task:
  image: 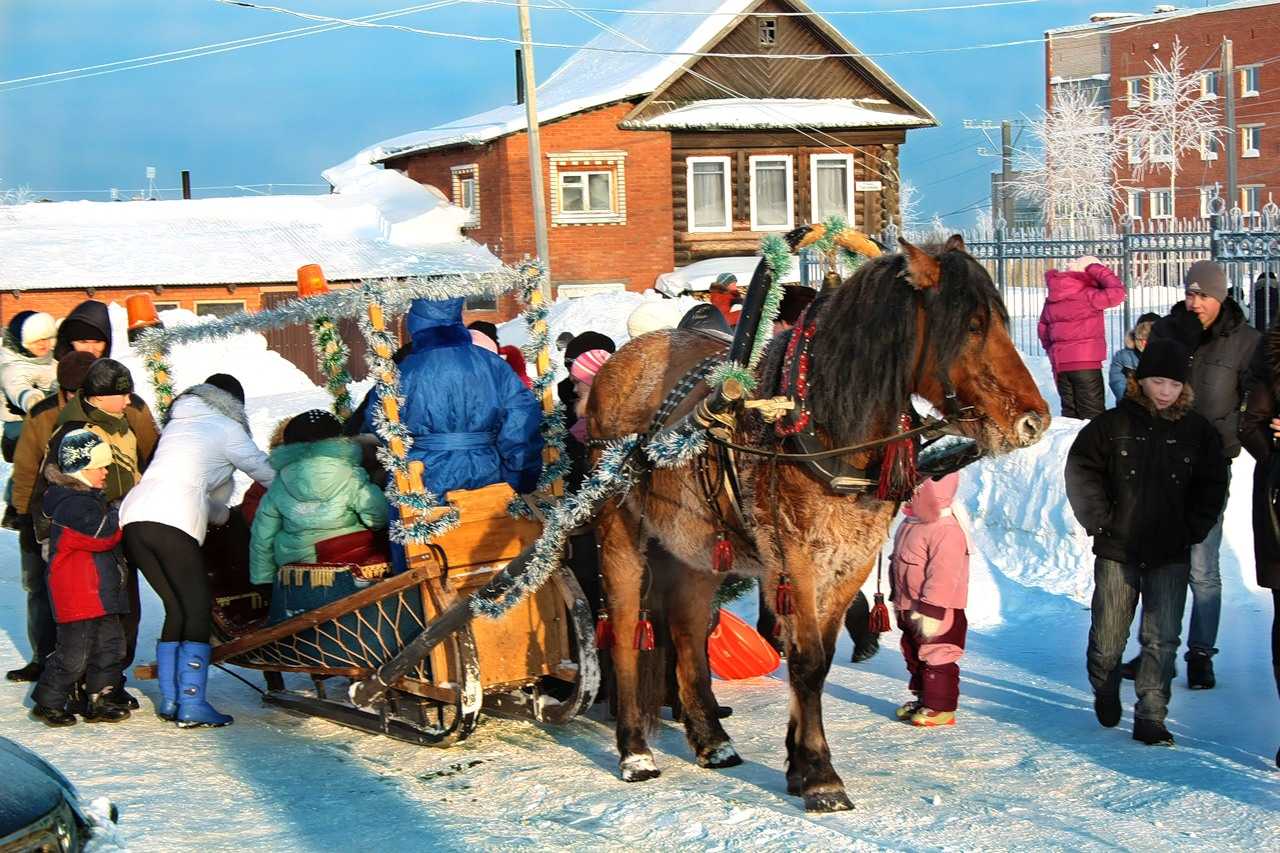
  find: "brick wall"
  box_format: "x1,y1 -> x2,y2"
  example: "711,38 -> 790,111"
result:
0,284 -> 262,329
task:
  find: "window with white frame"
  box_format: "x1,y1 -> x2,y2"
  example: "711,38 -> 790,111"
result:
1240,65 -> 1260,97
1200,132 -> 1220,160
1199,186 -> 1215,218
548,151 -> 627,226
1241,124 -> 1262,158
1150,129 -> 1174,162
1149,188 -> 1173,220
809,153 -> 852,222
1241,185 -> 1263,214
758,17 -> 777,46
1148,75 -> 1174,104
686,156 -> 732,232
1127,189 -> 1144,220
1200,70 -> 1219,99
749,155 -> 793,231
1126,133 -> 1142,164
1125,77 -> 1143,107
450,164 -> 480,227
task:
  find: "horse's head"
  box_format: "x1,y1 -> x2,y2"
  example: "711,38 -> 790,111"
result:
807,234 -> 1048,455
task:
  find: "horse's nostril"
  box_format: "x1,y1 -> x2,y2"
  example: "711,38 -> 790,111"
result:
1015,412 -> 1044,443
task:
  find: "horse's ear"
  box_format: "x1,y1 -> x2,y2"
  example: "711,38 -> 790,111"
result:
943,234 -> 967,254
897,238 -> 941,289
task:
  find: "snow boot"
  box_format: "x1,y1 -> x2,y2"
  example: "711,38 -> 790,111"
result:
83,692 -> 131,723
5,661 -> 43,682
910,707 -> 955,727
895,699 -> 923,721
155,641 -> 179,721
1132,718 -> 1174,746
1120,655 -> 1176,681
1093,690 -> 1122,728
100,684 -> 140,711
176,642 -> 233,728
30,703 -> 77,727
2,504 -> 19,531
1186,651 -> 1215,690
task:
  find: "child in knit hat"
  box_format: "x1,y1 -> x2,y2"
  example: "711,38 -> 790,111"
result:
1,311 -> 57,456
569,349 -> 611,443
30,429 -> 131,727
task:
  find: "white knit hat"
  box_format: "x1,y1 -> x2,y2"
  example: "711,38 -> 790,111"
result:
626,301 -> 683,339
21,312 -> 56,346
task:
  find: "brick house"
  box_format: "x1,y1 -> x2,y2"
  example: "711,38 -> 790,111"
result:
335,0 -> 935,316
1045,1 -> 1280,222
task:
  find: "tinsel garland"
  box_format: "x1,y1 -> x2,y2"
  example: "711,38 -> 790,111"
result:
354,283 -> 460,545
512,259 -> 570,504
143,346 -> 176,419
310,317 -> 353,419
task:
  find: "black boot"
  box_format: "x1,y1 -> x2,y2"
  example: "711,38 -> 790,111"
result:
83,692 -> 131,723
99,684 -> 140,710
1094,691 -> 1122,728
1186,651 -> 1215,690
5,661 -> 43,682
30,704 -> 77,727
844,592 -> 879,663
1133,717 -> 1175,746
1,505 -> 20,531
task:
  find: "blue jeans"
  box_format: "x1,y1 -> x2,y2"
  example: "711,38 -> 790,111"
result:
1187,468 -> 1230,657
1088,558 -> 1190,723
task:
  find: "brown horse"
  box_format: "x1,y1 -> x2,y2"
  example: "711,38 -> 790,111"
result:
586,232 -> 1049,812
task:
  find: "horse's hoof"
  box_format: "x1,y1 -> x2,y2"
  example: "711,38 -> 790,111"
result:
786,777 -> 803,797
697,742 -> 743,769
803,789 -> 854,812
620,753 -> 662,783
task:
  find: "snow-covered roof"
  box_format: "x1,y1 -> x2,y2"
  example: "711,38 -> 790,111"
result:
1046,0 -> 1279,35
624,98 -> 934,131
0,165 -> 502,291
338,0 -> 932,168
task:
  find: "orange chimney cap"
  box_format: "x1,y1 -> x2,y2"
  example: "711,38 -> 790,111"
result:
297,263 -> 329,297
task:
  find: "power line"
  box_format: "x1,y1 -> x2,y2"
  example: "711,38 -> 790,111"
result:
465,0 -> 1043,16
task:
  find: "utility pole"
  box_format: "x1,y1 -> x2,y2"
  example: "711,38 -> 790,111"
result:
1222,37 -> 1238,212
517,0 -> 551,297
1000,120 -> 1014,226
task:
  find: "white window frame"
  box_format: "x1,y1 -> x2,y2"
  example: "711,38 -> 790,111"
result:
1200,132 -> 1219,161
547,150 -> 627,227
1149,129 -> 1174,163
1148,75 -> 1174,105
1148,188 -> 1174,220
686,156 -> 732,233
1200,70 -> 1219,100
1126,189 -> 1144,220
1241,124 -> 1262,159
1124,77 -> 1144,107
1240,65 -> 1260,98
1240,185 -> 1263,214
194,299 -> 248,318
748,154 -> 794,232
808,153 -> 853,223
450,163 -> 480,228
557,169 -> 615,218
1126,134 -> 1142,164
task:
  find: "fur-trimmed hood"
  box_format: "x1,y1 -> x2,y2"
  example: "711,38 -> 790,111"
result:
1122,374 -> 1196,421
42,463 -> 100,492
164,383 -> 250,433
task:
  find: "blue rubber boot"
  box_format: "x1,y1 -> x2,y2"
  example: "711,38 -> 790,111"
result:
176,642 -> 233,728
155,641 -> 179,721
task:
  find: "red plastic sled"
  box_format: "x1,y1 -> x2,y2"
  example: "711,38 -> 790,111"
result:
707,609 -> 782,680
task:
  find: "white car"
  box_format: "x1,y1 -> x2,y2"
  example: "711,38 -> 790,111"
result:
654,255 -> 803,298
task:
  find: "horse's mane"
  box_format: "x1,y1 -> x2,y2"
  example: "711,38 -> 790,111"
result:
792,246 -> 1008,446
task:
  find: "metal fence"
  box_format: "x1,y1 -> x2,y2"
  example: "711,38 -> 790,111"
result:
798,207 -> 1280,358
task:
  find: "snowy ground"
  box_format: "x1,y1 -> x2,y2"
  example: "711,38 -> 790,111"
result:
1,303 -> 1277,851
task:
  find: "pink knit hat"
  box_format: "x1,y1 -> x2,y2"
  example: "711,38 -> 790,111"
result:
469,328 -> 499,354
570,348 -> 611,385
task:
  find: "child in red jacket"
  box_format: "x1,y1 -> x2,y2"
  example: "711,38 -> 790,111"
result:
30,429 -> 131,726
891,472 -> 970,728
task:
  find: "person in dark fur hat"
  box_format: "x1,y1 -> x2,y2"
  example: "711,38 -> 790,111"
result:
53,300 -> 112,361
467,320 -> 500,348
1066,338 -> 1229,746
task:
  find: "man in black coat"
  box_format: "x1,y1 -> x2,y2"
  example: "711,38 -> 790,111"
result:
1148,260 -> 1261,688
1067,339 -> 1229,746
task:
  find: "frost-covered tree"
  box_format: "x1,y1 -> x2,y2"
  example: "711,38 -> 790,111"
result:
898,179 -> 923,230
1117,37 -> 1226,217
1010,86 -> 1123,230
0,182 -> 34,205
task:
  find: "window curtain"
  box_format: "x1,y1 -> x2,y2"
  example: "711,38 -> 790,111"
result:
755,161 -> 788,227
692,162 -> 727,228
814,161 -> 847,220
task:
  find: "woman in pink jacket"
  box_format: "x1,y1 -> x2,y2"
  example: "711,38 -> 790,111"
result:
891,472 -> 969,727
1037,256 -> 1127,419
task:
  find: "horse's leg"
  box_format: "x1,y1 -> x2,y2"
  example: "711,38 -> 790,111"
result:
596,504 -> 661,782
779,553 -> 863,813
663,567 -> 742,769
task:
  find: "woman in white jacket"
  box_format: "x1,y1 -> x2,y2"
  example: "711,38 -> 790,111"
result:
120,374 -> 274,728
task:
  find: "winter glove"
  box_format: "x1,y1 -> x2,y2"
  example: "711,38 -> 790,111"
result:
909,602 -> 948,640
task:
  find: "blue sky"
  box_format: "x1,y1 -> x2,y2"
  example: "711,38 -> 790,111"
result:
0,0 -> 1176,225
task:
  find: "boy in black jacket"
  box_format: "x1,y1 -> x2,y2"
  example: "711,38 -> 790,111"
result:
1066,339 -> 1228,746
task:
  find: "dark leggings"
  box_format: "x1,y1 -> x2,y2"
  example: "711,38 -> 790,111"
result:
1273,590 -> 1280,701
123,521 -> 212,643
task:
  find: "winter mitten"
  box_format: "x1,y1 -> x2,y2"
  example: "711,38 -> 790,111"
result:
155,640 -> 179,721
176,642 -> 233,728
908,605 -> 946,641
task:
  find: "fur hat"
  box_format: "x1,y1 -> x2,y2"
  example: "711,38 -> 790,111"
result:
56,351 -> 98,393
80,358 -> 134,397
626,301 -> 683,339
570,349 -> 611,385
467,320 -> 499,347
469,328 -> 499,354
282,409 -> 342,445
204,373 -> 245,403
1184,260 -> 1227,302
20,312 -> 56,347
1136,338 -> 1191,383
57,428 -> 113,485
563,331 -> 616,365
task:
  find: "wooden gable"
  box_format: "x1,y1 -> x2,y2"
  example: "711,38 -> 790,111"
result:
625,0 -> 928,125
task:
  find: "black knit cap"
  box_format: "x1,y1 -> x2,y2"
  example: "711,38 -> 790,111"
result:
1136,312 -> 1161,326
1136,338 -> 1191,383
80,358 -> 134,397
282,409 -> 342,445
563,331 -> 616,366
56,351 -> 98,393
204,373 -> 245,403
467,321 -> 499,346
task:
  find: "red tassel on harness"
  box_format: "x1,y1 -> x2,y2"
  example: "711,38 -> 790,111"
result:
869,592 -> 892,634
877,412 -> 919,501
594,610 -> 614,650
774,575 -> 795,616
633,610 -> 655,651
712,534 -> 734,573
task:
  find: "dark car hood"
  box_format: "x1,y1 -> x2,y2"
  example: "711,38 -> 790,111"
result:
0,736 -> 82,834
